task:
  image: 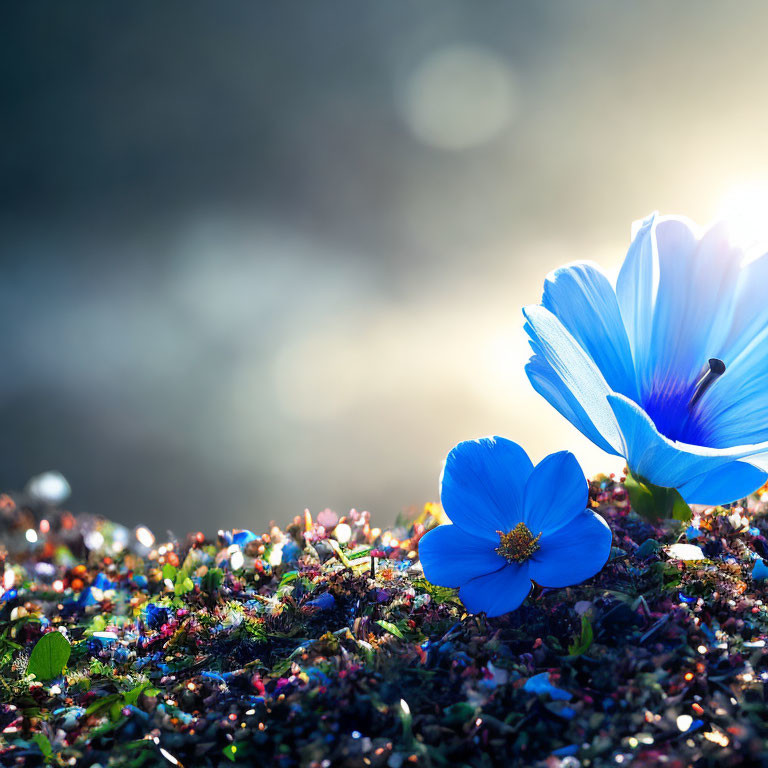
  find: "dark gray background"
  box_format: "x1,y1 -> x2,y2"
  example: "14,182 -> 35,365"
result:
2,2 -> 767,532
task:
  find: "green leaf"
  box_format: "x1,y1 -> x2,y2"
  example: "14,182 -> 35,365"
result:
635,538 -> 661,559
31,733 -> 53,762
27,631 -> 71,681
376,620 -> 404,639
201,567 -> 224,593
279,570 -> 299,588
443,701 -> 476,727
412,578 -> 461,605
567,615 -> 594,656
174,570 -> 194,595
162,563 -> 177,582
86,693 -> 121,716
123,682 -> 150,706
109,697 -> 125,721
625,471 -> 692,522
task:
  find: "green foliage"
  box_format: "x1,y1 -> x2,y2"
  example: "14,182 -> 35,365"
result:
85,682 -> 157,721
162,562 -> 194,595
412,578 -> 461,605
567,615 -> 594,656
162,563 -> 177,582
174,569 -> 194,596
279,570 -> 299,588
625,471 -> 692,522
376,620 -> 404,639
163,563 -> 195,597
635,538 -> 661,559
111,740 -> 157,768
88,614 -> 107,634
123,681 -> 154,706
27,631 -> 71,681
0,628 -> 22,667
649,560 -> 684,592
442,701 -> 476,727
201,567 -> 224,594
31,733 -> 53,763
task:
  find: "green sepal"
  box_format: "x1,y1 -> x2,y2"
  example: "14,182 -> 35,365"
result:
625,471 -> 692,522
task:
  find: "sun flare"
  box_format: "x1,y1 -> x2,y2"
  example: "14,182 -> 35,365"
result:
717,180 -> 768,258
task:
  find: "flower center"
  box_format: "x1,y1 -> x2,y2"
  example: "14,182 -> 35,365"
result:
687,357 -> 726,411
495,522 -> 542,564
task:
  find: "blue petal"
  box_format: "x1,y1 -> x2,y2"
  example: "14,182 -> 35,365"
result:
523,306 -> 623,453
636,217 -> 699,393
640,219 -> 742,441
696,279 -> 768,446
677,461 -> 767,506
528,509 -> 612,587
418,524 -> 504,587
652,220 -> 740,372
703,375 -> 768,449
726,249 -> 768,359
607,393 -> 761,491
541,262 -> 637,400
525,355 -> 619,455
616,213 -> 657,386
458,563 -> 531,617
440,437 -> 534,542
523,451 -> 588,536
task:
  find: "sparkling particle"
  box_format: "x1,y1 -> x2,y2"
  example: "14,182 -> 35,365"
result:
159,747 -> 180,765
703,730 -> 730,747
676,714 -> 693,732
230,548 -> 245,571
135,526 -> 155,548
334,523 -> 352,544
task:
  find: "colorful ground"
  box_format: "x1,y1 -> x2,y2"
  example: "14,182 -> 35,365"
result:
1,475 -> 768,767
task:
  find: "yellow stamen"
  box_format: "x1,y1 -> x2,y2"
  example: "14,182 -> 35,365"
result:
496,522 -> 542,564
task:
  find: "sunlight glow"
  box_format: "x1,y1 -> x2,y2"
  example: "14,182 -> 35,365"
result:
717,181 -> 768,258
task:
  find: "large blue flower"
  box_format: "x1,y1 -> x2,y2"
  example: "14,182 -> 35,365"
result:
524,214 -> 768,506
418,437 -> 612,617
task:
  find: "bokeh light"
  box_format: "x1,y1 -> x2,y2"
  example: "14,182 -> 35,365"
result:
399,44 -> 518,150
4,4 -> 768,531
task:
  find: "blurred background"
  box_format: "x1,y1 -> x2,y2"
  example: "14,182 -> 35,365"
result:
3,2 -> 768,532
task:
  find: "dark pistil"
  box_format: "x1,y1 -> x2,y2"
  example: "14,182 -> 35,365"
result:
688,358 -> 726,410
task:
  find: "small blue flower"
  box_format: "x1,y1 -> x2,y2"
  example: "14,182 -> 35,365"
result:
753,558 -> 768,581
145,603 -> 169,630
523,672 -> 573,700
305,592 -> 336,611
418,437 -> 612,617
524,213 -> 768,506
232,529 -> 258,548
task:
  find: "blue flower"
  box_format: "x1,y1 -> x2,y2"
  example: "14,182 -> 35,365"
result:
418,437 -> 612,617
524,213 -> 768,506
